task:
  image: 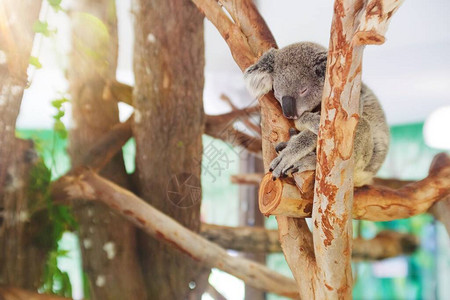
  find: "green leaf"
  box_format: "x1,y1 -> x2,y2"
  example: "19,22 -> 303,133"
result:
51,98 -> 68,110
33,20 -> 52,37
53,120 -> 67,139
30,56 -> 42,69
47,0 -> 62,11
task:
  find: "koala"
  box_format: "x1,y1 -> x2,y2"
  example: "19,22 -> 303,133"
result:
244,42 -> 389,187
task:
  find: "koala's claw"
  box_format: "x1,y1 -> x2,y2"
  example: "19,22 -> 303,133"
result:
275,142 -> 288,153
270,151 -> 316,179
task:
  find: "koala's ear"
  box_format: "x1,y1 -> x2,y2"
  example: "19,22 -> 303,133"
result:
244,48 -> 276,98
314,51 -> 328,78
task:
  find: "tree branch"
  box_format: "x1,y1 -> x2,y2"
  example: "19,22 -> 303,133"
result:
232,173 -> 413,188
428,153 -> 450,236
51,171 -> 298,298
205,283 -> 227,300
259,153 -> 450,220
103,80 -> 133,106
200,224 -> 418,260
220,94 -> 261,135
71,115 -> 133,172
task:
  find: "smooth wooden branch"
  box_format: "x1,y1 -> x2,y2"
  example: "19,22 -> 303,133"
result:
428,153 -> 450,236
231,173 -> 413,188
52,171 -> 298,298
103,80 -> 133,106
219,94 -> 261,135
259,153 -> 450,220
200,224 -> 419,260
205,105 -> 262,154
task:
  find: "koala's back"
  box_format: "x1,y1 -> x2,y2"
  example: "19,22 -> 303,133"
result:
355,84 -> 390,185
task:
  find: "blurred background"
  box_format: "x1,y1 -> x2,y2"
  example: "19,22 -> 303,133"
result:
8,0 -> 450,299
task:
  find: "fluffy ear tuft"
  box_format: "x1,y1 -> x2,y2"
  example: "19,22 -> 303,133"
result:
313,51 -> 328,78
244,49 -> 276,98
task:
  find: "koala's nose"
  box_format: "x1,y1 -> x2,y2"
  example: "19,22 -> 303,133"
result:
281,96 -> 298,119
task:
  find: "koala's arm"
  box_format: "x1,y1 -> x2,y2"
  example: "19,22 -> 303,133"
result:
270,130 -> 317,178
294,112 -> 321,134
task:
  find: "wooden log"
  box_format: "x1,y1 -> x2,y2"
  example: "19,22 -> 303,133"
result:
259,153 -> 450,221
258,175 -> 313,218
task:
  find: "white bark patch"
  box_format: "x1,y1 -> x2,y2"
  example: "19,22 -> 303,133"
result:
96,275 -> 106,287
0,95 -> 6,106
163,72 -> 170,89
83,238 -> 92,249
11,85 -> 22,96
0,50 -> 6,64
18,211 -> 29,222
147,33 -> 156,43
103,241 -> 116,260
134,110 -> 141,123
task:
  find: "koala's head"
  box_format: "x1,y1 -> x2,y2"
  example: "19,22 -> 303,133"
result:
244,42 -> 327,119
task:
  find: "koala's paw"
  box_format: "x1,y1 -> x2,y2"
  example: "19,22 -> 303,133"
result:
269,149 -> 304,179
275,142 -> 288,153
269,151 -> 316,180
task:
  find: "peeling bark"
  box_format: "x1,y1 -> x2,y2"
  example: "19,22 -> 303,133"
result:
312,1 -> 404,298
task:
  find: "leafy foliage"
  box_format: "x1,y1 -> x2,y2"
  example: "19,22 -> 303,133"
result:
33,20 -> 56,37
51,97 -> 69,139
29,56 -> 42,69
41,250 -> 73,297
24,94 -> 76,296
47,0 -> 63,12
28,158 -> 77,297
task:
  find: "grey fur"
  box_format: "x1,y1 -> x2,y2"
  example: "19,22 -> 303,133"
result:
244,42 -> 389,186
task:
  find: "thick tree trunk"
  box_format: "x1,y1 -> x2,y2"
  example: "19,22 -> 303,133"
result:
0,0 -> 48,290
67,1 -> 145,299
239,153 -> 265,300
132,0 -> 207,298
